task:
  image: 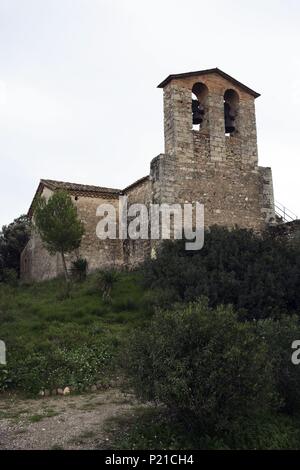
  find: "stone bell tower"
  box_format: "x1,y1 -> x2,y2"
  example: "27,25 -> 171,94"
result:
150,68 -> 275,230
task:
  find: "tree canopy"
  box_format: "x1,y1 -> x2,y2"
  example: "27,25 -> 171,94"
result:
0,215 -> 31,279
142,226 -> 300,320
34,191 -> 85,280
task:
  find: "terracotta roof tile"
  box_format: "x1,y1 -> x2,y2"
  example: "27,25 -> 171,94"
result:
28,175 -> 150,217
41,179 -> 121,195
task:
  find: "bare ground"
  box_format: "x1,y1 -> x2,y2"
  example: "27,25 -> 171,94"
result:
0,388 -> 139,450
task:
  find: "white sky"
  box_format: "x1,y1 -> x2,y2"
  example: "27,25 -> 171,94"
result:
0,0 -> 299,227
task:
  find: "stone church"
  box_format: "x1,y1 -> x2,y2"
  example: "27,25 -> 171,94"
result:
21,68 -> 276,282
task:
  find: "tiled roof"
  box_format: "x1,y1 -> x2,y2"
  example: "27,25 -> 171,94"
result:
157,67 -> 260,98
41,179 -> 121,196
28,176 -> 150,217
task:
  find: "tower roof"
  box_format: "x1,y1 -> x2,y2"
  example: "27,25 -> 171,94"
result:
157,67 -> 260,98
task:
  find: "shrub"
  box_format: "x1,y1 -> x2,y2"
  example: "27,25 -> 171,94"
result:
96,269 -> 119,301
256,315 -> 300,415
1,268 -> 18,286
142,287 -> 181,310
223,412 -> 300,450
0,214 -> 31,279
123,300 -> 277,431
141,227 -> 300,320
71,257 -> 88,281
108,407 -> 300,450
6,342 -> 114,394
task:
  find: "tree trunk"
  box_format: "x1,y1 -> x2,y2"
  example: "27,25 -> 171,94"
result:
61,251 -> 69,282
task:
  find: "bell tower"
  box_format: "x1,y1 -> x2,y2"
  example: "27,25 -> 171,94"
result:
150,68 -> 275,230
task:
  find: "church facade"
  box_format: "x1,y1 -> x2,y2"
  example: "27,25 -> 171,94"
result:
21,68 -> 275,282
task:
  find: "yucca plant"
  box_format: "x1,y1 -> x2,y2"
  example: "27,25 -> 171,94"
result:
71,257 -> 88,282
96,269 -> 119,301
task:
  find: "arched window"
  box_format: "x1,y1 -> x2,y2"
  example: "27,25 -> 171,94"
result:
224,89 -> 239,135
192,82 -> 209,131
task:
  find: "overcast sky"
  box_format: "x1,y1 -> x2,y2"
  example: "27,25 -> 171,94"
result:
0,0 -> 299,227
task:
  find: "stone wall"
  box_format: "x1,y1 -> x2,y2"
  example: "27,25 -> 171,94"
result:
21,187 -> 124,282
258,166 -> 276,225
123,177 -> 152,267
74,193 -> 123,270
21,231 -> 61,281
152,71 -> 275,232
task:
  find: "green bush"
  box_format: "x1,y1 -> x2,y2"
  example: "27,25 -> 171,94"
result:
222,413 -> 300,450
96,269 -> 119,301
6,342 -> 113,394
142,227 -> 300,320
0,214 -> 31,279
256,315 -> 300,414
108,407 -> 300,450
124,300 -> 278,431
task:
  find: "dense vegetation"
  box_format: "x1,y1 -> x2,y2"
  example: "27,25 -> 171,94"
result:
1,226 -> 300,449
124,301 -> 278,428
123,301 -> 300,448
142,227 -> 300,319
121,227 -> 300,449
107,406 -> 300,450
0,215 -> 31,281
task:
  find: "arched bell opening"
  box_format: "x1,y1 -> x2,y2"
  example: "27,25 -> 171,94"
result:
224,89 -> 239,136
191,82 -> 209,131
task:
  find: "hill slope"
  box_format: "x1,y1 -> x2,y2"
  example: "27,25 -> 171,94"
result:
0,272 -> 151,394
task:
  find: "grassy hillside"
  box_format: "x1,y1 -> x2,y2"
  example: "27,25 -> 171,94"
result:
0,272 -> 152,394
1,227 -> 300,449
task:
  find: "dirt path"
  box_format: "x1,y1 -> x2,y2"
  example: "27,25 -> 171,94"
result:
0,388 -> 138,450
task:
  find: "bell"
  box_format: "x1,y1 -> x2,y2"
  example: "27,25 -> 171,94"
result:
224,102 -> 236,134
192,99 -> 204,125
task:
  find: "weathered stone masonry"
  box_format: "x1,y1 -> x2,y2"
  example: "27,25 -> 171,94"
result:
152,69 -> 275,230
21,68 -> 277,282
